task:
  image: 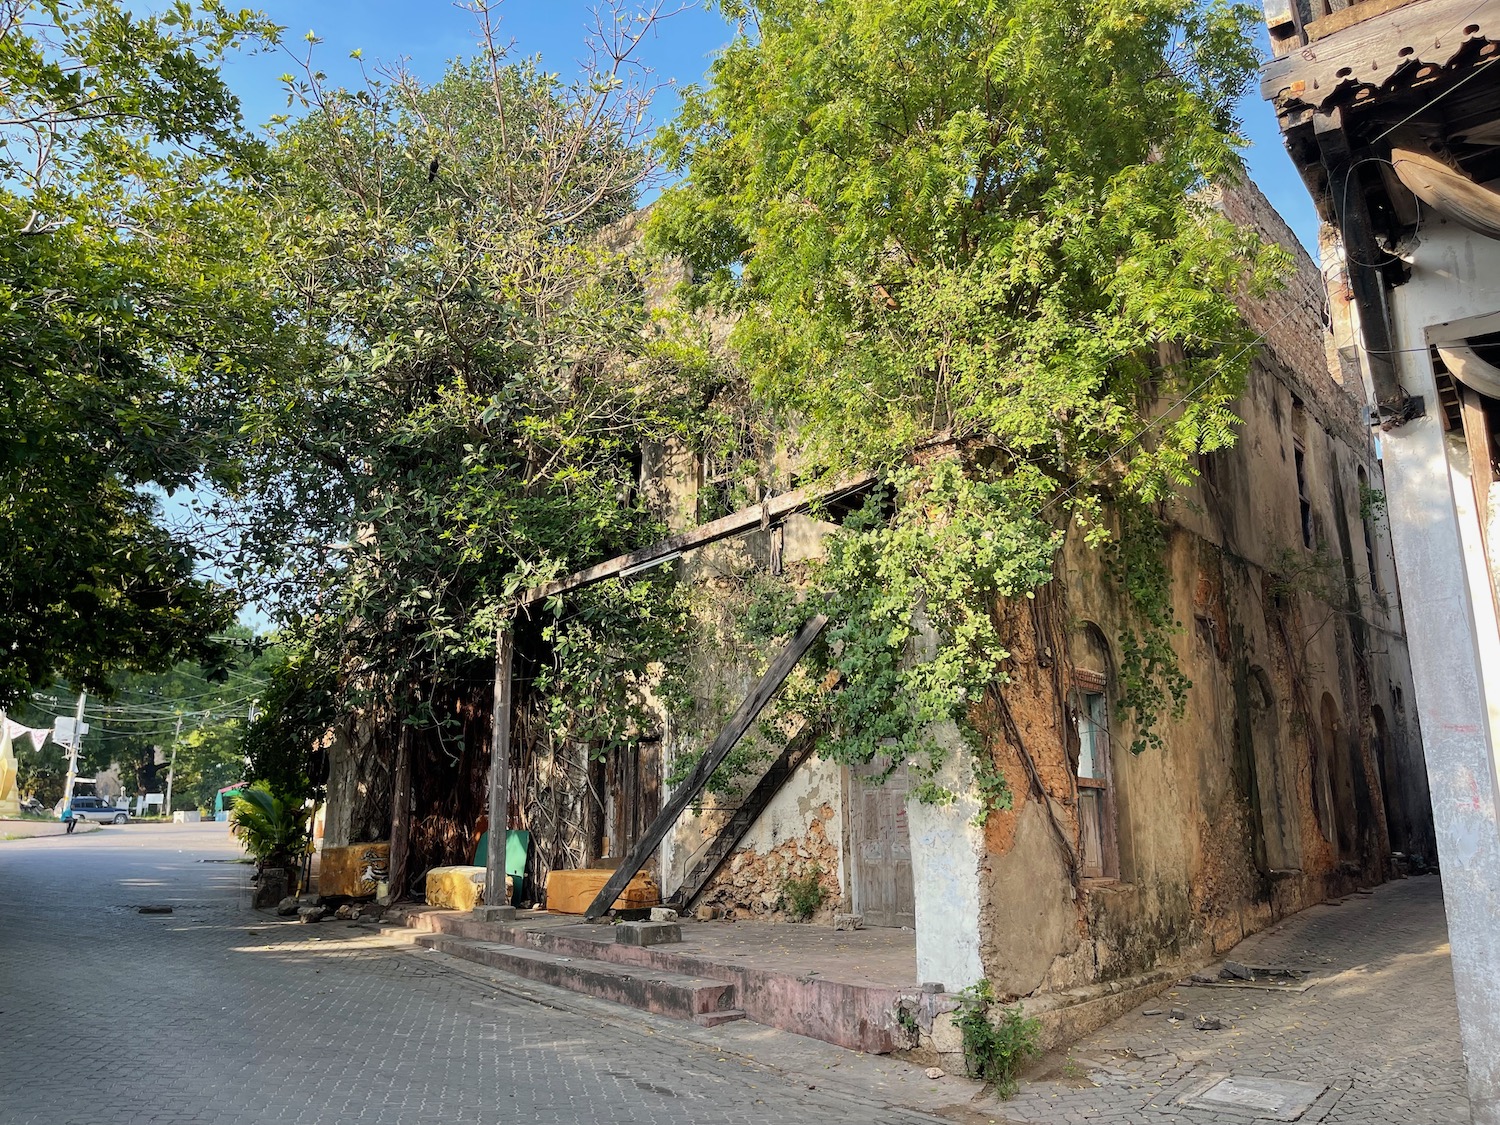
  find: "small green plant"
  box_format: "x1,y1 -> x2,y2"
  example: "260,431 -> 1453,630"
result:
230,784 -> 313,885
954,980 -> 1041,1098
895,1000 -> 920,1046
779,864 -> 828,921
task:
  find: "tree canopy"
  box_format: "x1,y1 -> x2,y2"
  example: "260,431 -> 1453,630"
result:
0,0 -> 284,706
229,8 -> 710,776
2,0 -> 1290,817
649,0 -> 1286,792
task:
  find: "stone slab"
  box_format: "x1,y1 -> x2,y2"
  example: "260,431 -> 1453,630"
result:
615,920 -> 682,946
416,934 -> 735,1020
1179,1074 -> 1328,1121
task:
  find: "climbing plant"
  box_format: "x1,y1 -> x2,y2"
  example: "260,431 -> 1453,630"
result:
1107,502 -> 1193,754
649,0 -> 1287,808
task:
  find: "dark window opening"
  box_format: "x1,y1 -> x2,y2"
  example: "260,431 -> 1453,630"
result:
1295,442 -> 1313,548
1070,674 -> 1117,880
1291,396 -> 1313,549
1357,466 -> 1380,596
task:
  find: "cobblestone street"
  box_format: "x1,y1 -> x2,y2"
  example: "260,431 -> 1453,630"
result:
0,825 -> 951,1125
1004,876 -> 1471,1125
0,827 -> 1474,1125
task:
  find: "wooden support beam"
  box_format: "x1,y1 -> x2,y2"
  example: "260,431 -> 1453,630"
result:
667,721 -> 824,910
1459,385 -> 1500,615
484,628 -> 515,910
388,723 -> 413,900
1261,0 -> 1489,108
1315,109 -> 1417,426
520,475 -> 878,607
582,614 -> 830,920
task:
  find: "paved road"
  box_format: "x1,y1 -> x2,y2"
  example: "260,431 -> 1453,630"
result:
0,827 -> 1475,1125
1005,876 -> 1472,1125
0,825 -> 947,1125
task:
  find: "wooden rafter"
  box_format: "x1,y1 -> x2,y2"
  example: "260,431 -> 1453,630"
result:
518,472 -> 879,606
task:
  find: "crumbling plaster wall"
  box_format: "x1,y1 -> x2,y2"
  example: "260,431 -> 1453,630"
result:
974,183 -> 1429,1001
645,439 -> 851,914
691,758 -> 844,922
977,373 -> 1412,997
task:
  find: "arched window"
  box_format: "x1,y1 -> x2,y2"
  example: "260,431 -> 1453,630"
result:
1248,666 -> 1299,871
1069,625 -> 1119,880
1318,693 -> 1350,854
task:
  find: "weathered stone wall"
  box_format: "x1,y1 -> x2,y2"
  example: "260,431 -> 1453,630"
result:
636,178 -> 1432,1014
693,776 -> 842,921
969,179 -> 1432,1001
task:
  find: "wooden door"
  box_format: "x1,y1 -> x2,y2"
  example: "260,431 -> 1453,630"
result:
850,761 -> 916,928
606,740 -> 660,874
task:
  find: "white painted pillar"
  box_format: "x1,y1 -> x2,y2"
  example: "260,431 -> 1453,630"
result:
1379,224 -> 1500,1125
907,723 -> 985,991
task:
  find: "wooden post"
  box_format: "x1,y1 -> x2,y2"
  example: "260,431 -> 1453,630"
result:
583,614 -> 829,920
480,625 -> 516,919
1315,109 -> 1410,423
388,722 -> 413,901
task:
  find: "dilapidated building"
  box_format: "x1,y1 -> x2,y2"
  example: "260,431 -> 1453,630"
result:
642,179 -> 1433,1037
319,177 -> 1435,1055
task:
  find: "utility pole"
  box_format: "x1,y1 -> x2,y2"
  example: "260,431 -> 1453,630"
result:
60,690 -> 87,819
162,713 -> 184,821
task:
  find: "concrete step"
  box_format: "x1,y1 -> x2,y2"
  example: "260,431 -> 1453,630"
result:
416,932 -> 739,1023
402,909 -> 908,1052
694,1008 -> 746,1028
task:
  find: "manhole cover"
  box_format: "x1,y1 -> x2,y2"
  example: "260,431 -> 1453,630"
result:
1179,1075 -> 1328,1121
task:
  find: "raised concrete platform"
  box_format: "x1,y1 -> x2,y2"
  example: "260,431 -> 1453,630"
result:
400,909 -> 914,1053
416,933 -> 739,1022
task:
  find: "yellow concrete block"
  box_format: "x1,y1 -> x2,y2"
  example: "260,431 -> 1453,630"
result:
545,868 -> 660,914
0,729 -> 19,817
425,865 -> 511,911
319,843 -> 390,898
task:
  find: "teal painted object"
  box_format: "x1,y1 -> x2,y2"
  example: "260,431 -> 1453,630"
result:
213,784 -> 245,815
472,829 -> 530,900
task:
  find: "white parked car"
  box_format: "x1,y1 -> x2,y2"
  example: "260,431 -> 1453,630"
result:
63,797 -> 130,824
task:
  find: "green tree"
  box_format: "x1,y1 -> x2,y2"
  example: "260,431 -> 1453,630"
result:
650,0 -> 1287,799
0,0 -> 284,707
15,628 -> 274,811
231,7 -> 704,760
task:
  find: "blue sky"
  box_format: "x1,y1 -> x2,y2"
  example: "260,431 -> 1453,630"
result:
219,1 -> 1321,253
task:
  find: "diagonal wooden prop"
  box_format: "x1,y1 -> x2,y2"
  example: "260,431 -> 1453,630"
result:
582,614 -> 830,920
